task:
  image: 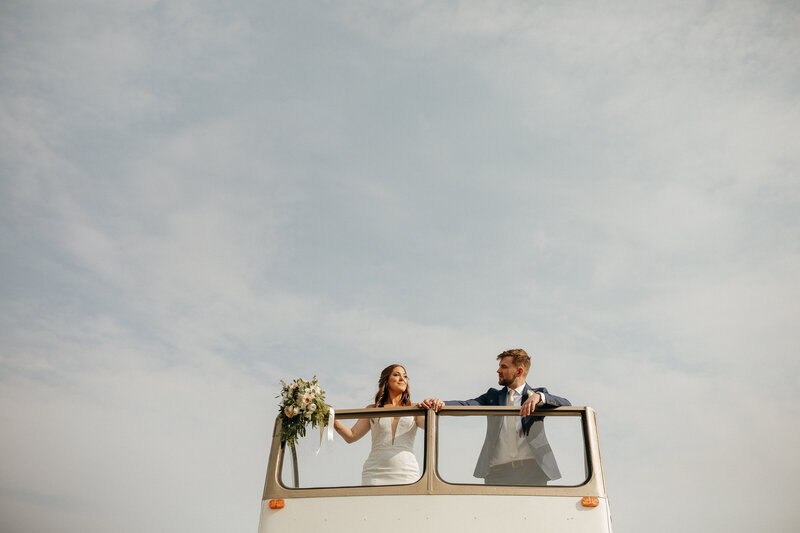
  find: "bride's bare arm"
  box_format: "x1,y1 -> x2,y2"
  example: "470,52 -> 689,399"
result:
333,404 -> 374,443
414,414 -> 425,428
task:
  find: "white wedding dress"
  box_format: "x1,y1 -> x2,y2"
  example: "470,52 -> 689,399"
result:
361,416 -> 420,485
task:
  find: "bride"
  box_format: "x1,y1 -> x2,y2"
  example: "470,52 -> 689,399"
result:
333,364 -> 424,485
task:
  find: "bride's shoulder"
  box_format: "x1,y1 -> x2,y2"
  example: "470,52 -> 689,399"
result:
365,403 -> 377,408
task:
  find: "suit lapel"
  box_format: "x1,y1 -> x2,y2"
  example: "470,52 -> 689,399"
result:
489,387 -> 510,445
520,383 -> 535,435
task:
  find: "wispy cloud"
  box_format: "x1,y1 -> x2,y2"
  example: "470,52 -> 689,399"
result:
1,1 -> 799,532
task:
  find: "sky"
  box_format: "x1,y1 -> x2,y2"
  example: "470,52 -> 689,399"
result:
1,1 -> 798,532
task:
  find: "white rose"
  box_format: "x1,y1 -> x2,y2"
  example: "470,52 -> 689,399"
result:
308,403 -> 317,412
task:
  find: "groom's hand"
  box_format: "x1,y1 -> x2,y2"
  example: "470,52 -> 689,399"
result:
419,398 -> 444,412
520,392 -> 542,416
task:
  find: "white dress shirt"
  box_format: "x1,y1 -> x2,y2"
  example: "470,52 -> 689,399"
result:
489,384 -> 542,467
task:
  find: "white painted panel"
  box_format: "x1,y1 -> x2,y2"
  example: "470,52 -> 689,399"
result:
259,494 -> 611,533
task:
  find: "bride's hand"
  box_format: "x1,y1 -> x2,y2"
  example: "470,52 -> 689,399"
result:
419,398 -> 444,412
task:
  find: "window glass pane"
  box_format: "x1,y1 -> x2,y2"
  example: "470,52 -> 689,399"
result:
279,414 -> 425,488
437,414 -> 587,486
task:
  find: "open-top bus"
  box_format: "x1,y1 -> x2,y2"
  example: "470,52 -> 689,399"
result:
259,405 -> 612,533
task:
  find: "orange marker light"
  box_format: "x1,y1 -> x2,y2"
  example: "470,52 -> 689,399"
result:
581,497 -> 599,508
268,499 -> 285,509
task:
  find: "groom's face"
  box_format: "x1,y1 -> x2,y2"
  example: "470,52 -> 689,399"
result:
497,356 -> 521,387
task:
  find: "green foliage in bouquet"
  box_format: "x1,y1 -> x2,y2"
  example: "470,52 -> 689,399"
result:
277,377 -> 331,447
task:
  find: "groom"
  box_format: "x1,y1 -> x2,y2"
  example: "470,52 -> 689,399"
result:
420,348 -> 570,485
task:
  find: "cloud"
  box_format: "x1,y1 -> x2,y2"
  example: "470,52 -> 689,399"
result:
2,1 -> 799,532
0,360 -> 270,533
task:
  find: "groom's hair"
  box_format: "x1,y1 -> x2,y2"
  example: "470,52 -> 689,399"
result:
497,349 -> 531,374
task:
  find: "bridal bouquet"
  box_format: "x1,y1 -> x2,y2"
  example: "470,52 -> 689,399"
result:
278,377 -> 331,447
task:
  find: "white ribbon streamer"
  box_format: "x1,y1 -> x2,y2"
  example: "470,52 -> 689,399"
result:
316,408 -> 335,455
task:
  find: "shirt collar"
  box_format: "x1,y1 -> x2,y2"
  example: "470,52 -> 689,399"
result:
508,384 -> 526,395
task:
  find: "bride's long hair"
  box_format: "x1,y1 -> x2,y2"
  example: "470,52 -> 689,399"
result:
374,364 -> 412,407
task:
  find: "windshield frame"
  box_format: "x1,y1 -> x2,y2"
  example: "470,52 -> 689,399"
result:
262,406 -> 607,500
